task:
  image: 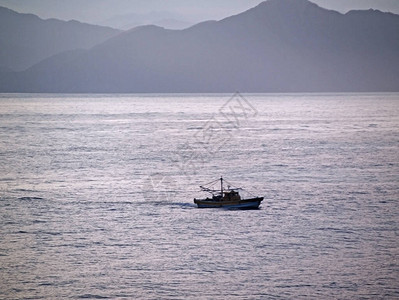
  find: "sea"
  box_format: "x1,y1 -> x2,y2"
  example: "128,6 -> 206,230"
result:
0,93 -> 398,299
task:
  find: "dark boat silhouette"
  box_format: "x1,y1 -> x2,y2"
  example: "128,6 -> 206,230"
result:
194,177 -> 263,209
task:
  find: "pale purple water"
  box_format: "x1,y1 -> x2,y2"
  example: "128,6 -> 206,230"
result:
0,93 -> 398,299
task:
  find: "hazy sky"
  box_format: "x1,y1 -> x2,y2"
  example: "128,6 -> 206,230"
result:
1,0 -> 398,24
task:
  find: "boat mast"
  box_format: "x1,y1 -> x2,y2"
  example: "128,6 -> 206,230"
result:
220,176 -> 223,195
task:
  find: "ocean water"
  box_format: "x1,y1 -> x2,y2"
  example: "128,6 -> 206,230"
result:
0,93 -> 398,299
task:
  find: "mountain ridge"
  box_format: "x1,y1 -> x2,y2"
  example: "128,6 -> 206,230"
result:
1,0 -> 398,92
0,6 -> 121,71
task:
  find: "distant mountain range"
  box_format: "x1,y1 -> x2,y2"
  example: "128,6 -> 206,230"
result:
99,11 -> 193,30
0,6 -> 120,72
1,0 -> 398,93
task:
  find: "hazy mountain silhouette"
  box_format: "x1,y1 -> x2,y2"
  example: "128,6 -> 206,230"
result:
0,6 -> 120,71
1,0 -> 398,92
99,11 -> 193,30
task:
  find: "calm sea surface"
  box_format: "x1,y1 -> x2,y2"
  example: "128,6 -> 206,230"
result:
0,93 -> 398,299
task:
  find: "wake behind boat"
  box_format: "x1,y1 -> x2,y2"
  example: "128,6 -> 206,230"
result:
194,177 -> 263,209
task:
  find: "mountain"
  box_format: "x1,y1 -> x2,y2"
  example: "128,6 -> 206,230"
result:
0,6 -> 121,71
99,11 -> 193,30
1,0 -> 399,92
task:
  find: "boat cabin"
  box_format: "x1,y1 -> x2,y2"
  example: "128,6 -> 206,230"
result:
222,190 -> 241,201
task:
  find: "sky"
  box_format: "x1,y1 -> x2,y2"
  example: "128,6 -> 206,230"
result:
1,0 -> 398,25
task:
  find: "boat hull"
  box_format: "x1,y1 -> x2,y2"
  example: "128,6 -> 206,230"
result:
194,197 -> 263,210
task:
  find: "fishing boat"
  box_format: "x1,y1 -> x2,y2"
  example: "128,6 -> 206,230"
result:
194,177 -> 263,209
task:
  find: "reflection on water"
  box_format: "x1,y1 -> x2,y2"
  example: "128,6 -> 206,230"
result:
0,93 -> 398,299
